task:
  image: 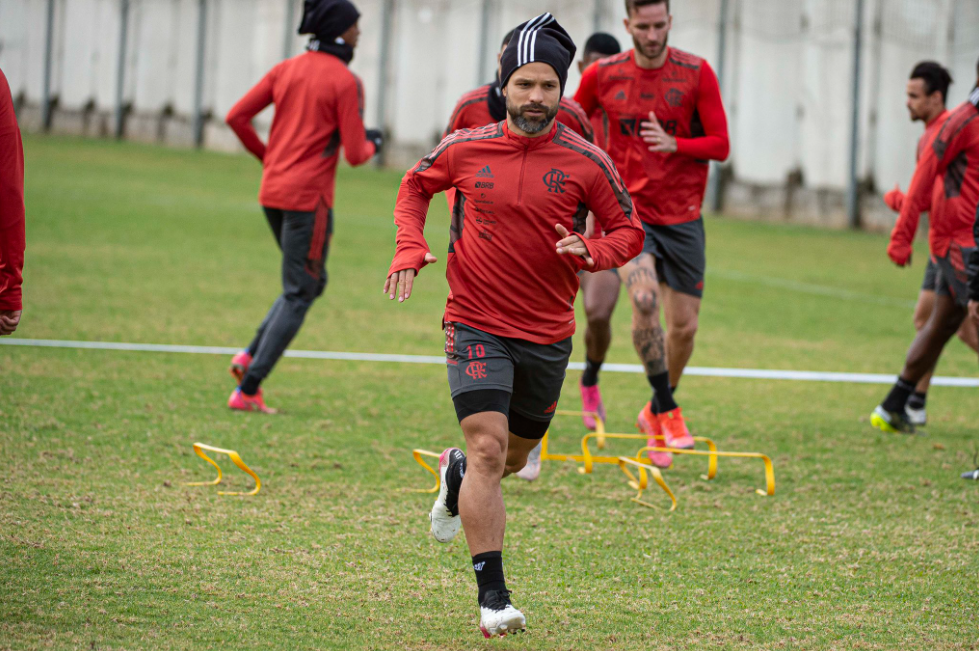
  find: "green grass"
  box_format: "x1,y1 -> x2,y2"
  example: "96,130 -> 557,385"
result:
1,135 -> 977,650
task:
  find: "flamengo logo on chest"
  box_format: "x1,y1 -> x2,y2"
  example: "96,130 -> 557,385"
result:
543,168 -> 570,194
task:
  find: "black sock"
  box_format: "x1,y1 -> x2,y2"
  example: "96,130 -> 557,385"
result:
882,377 -> 916,413
239,376 -> 260,396
647,371 -> 678,414
472,551 -> 507,604
906,391 -> 926,410
581,357 -> 603,387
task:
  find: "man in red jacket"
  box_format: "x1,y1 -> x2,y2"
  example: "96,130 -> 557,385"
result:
574,0 -> 729,468
224,0 -> 381,413
881,61 -> 978,427
872,62 -> 979,434
385,14 -> 643,637
0,67 -> 25,336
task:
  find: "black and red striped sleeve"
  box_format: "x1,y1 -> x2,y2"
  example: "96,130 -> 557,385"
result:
558,98 -> 594,143
0,69 -> 25,312
674,61 -> 729,161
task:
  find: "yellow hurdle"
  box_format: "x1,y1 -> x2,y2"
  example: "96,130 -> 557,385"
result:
184,443 -> 261,496
409,449 -> 442,494
617,457 -> 677,511
631,445 -> 776,498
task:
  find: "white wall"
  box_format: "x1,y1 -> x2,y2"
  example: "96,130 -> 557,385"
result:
1,0 -> 977,223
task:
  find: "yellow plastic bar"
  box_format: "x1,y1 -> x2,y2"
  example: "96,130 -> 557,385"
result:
617,457 -> 677,511
409,449 -> 442,494
184,443 -> 261,496
576,433 -> 718,475
633,445 -> 775,496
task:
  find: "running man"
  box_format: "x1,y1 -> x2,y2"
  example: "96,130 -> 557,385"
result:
224,0 -> 382,413
574,32 -> 624,435
574,0 -> 730,468
882,61 -> 978,426
0,66 -> 25,337
872,62 -> 979,434
385,14 -> 643,636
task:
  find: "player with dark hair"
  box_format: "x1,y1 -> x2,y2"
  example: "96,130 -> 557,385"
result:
572,31 -> 623,435
385,14 -> 643,636
882,61 -> 977,426
0,67 -> 25,337
872,64 -> 979,435
223,0 -> 382,413
575,0 -> 729,468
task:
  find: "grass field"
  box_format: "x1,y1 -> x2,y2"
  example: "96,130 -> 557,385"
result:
1,135 -> 978,650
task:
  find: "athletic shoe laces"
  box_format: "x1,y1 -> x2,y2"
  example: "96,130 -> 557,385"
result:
481,589 -> 513,612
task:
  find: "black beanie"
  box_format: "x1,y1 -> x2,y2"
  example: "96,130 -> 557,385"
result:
299,0 -> 360,42
499,13 -> 577,96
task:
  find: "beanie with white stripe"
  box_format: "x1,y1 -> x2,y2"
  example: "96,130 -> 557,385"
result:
499,13 -> 577,96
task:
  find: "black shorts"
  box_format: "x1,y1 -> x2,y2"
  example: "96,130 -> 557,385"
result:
445,322 -> 572,425
934,243 -> 977,308
921,258 -> 939,292
617,218 -> 706,298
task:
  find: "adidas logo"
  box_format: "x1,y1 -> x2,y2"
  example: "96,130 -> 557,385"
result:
473,562 -> 486,571
476,165 -> 494,178
544,401 -> 558,414
614,90 -> 627,101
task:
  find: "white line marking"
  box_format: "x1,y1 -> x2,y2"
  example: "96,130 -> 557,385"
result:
3,338 -> 977,387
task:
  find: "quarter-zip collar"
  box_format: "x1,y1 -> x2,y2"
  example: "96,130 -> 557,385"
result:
503,119 -> 558,150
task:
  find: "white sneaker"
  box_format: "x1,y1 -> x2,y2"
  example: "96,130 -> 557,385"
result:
479,590 -> 526,638
514,442 -> 542,482
430,448 -> 464,543
905,405 -> 927,427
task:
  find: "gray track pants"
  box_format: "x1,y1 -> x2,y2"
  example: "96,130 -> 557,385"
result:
240,204 -> 332,394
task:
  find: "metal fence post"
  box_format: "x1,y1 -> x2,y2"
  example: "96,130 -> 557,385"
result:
192,0 -> 208,147
476,0 -> 492,85
707,0 -> 730,214
41,0 -> 56,131
283,0 -> 296,59
846,0 -> 866,229
114,0 -> 131,139
375,0 -> 395,166
593,0 -> 603,33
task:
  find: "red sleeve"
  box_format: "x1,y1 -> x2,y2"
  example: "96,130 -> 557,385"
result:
578,162 -> 644,271
573,62 -> 601,116
558,99 -> 594,143
226,71 -> 274,162
0,74 -> 25,312
891,123 -> 960,250
388,142 -> 456,276
444,97 -> 469,139
337,74 -> 376,167
674,62 -> 729,162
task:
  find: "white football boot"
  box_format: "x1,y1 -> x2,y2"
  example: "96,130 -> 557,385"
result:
514,442 -> 542,482
905,405 -> 927,427
479,590 -> 526,638
430,448 -> 465,543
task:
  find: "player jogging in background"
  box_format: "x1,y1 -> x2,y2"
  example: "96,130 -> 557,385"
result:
872,59 -> 979,435
0,67 -> 25,337
385,14 -> 643,637
573,32 -> 624,437
882,61 -> 978,427
577,33 -> 622,151
223,0 -> 382,413
574,0 -> 729,469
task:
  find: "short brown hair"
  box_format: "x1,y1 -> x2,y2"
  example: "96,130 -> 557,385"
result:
625,0 -> 669,14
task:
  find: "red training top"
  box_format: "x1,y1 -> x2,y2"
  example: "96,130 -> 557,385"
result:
891,95 -> 979,262
226,51 -> 376,212
389,121 -> 644,344
575,48 -> 730,226
0,68 -> 25,312
883,109 -> 948,215
444,83 -> 594,142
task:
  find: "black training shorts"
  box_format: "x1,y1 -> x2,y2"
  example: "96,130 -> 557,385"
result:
616,217 -> 706,298
934,243 -> 978,308
921,258 -> 939,292
445,321 -> 572,425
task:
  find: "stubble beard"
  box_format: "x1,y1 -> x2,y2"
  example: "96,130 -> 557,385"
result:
507,99 -> 559,134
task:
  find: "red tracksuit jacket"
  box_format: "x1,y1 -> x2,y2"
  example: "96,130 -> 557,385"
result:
891,95 -> 979,261
388,121 -> 644,344
0,68 -> 25,312
226,51 -> 376,213
575,48 -> 729,226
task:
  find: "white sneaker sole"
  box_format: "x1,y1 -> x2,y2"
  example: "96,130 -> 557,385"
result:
479,607 -> 526,638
